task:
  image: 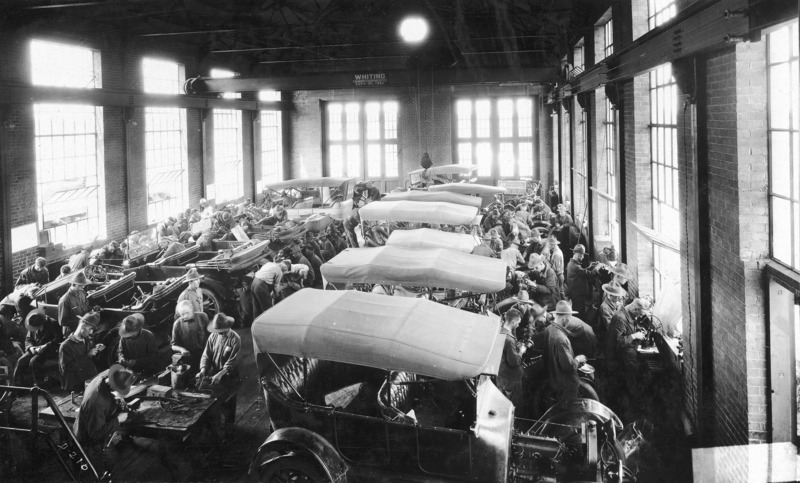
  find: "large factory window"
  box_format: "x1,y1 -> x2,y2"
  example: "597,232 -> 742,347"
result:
573,103 -> 588,224
455,97 -> 535,180
211,69 -> 243,203
259,90 -> 283,184
603,18 -> 614,58
324,101 -> 398,179
31,40 -> 105,247
603,98 -> 620,251
142,58 -> 188,223
648,0 -> 676,31
649,63 -> 680,295
768,21 -> 800,272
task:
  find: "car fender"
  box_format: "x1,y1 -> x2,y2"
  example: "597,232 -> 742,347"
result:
249,427 -> 347,482
199,278 -> 235,302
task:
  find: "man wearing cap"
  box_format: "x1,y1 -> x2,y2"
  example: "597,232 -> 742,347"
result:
611,263 -> 639,305
58,313 -> 101,392
496,308 -> 530,409
545,235 -> 565,295
197,312 -> 241,386
606,298 -> 649,418
252,259 -> 289,316
173,300 -> 210,376
565,244 -> 591,320
544,301 -> 586,404
118,313 -> 159,375
74,364 -> 135,474
58,272 -> 91,336
178,268 -> 205,314
525,254 -> 560,312
523,228 -> 546,262
597,281 -> 628,354
69,245 -> 93,271
15,257 -> 50,288
156,216 -> 177,242
14,309 -> 62,387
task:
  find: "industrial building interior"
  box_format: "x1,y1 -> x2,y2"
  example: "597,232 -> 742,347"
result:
0,0 -> 799,482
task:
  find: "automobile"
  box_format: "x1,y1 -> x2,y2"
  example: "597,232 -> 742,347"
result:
29,264 -> 187,368
407,164 -> 477,188
320,245 -> 506,311
249,288 -> 636,482
262,177 -> 355,221
428,183 -> 508,208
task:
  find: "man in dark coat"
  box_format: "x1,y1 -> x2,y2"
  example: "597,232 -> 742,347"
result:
15,257 -> 50,288
118,314 -> 160,375
74,364 -> 135,475
525,254 -> 559,311
606,298 -> 649,418
565,244 -> 591,321
544,301 -> 586,404
172,301 -> 210,376
58,272 -> 91,336
496,309 -> 530,409
14,309 -> 62,386
59,313 -> 101,392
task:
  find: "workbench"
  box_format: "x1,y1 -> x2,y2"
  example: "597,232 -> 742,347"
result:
40,371 -> 241,441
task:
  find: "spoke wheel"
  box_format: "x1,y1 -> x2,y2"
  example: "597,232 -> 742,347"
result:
201,287 -> 224,319
259,456 -> 327,483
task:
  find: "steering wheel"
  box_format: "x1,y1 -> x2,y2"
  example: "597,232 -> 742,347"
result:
84,264 -> 108,283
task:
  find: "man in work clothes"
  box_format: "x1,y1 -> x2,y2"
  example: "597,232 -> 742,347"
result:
15,257 -> 50,288
58,272 -> 91,336
59,313 -> 101,393
172,300 -> 209,376
251,259 -> 288,316
118,313 -> 160,375
14,309 -> 62,387
177,268 -> 204,314
496,308 -> 531,410
544,301 -> 587,405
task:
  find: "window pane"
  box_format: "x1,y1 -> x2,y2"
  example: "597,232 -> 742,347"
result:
476,142 -> 492,177
773,197 -> 793,264
795,202 -> 800,269
771,63 -> 792,130
519,142 -> 533,177
365,102 -> 380,140
345,103 -> 360,140
456,100 -> 472,138
385,144 -> 399,178
367,144 -> 381,177
328,104 -> 343,141
329,145 -> 343,177
346,144 -> 361,177
31,40 -> 99,88
145,107 -> 187,223
770,25 -> 791,64
384,101 -> 398,139
517,98 -> 533,137
458,143 -> 473,164
498,98 -> 513,137
771,131 -> 792,197
261,110 -> 283,183
143,58 -> 182,94
213,109 -> 243,202
475,100 -> 491,138
258,90 -> 281,101
498,142 -> 515,177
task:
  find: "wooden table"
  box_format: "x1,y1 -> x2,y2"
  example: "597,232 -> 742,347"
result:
40,372 -> 241,441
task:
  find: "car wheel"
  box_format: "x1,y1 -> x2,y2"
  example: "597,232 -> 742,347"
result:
259,455 -> 328,483
104,334 -> 121,369
201,287 -> 224,319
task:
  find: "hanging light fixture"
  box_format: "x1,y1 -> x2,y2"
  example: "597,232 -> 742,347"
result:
399,16 -> 429,44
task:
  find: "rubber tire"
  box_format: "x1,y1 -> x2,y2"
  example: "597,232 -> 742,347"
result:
201,287 -> 224,319
259,455 -> 328,483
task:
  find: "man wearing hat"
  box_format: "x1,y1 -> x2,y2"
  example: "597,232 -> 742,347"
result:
197,312 -> 241,386
173,300 -> 210,376
597,281 -> 628,355
552,204 -> 573,231
15,256 -> 50,288
543,300 -> 586,404
471,233 -> 497,258
58,271 -> 91,336
606,298 -> 650,418
58,312 -> 102,392
611,263 -> 639,305
523,227 -> 546,262
525,254 -> 560,312
565,244 -> 591,320
178,268 -> 205,314
74,364 -> 135,474
118,313 -> 159,375
14,309 -> 62,387
496,308 -> 530,409
252,259 -> 289,316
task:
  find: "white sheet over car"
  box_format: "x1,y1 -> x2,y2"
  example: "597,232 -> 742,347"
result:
407,164 -> 477,177
252,288 -> 505,380
263,176 -> 354,191
386,228 -> 478,253
381,190 -> 482,208
321,246 -> 506,292
359,200 -> 478,225
428,183 -> 507,195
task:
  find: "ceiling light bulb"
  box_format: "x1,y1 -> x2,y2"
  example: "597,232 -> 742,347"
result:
399,17 -> 429,43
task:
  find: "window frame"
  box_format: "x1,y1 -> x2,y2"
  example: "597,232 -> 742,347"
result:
322,100 -> 399,180
212,109 -> 244,203
31,40 -> 106,248
648,0 -> 677,31
767,20 -> 800,272
453,96 -> 537,180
